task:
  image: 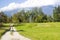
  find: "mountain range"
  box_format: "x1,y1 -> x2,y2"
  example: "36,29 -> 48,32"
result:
4,5 -> 54,17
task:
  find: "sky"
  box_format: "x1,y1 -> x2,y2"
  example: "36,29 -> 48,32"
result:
0,0 -> 60,12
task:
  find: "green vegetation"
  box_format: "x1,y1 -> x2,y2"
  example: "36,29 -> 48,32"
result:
0,29 -> 5,38
0,5 -> 60,40
53,6 -> 60,22
16,22 -> 60,40
0,24 -> 10,37
0,6 -> 60,23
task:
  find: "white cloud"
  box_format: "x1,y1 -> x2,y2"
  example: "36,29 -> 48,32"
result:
0,3 -> 18,12
0,0 -> 59,11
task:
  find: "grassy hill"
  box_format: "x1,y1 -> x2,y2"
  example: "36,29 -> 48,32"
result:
15,22 -> 60,40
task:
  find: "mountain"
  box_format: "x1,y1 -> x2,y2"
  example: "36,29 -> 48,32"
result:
4,9 -> 19,17
42,5 -> 54,15
4,5 -> 54,17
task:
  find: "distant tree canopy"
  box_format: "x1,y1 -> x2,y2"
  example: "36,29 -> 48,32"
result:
0,12 -> 7,27
0,6 -> 60,23
53,6 -> 60,22
0,12 -> 8,23
0,12 -> 12,23
12,7 -> 53,23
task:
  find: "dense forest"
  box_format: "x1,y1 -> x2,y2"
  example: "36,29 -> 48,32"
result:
0,6 -> 60,23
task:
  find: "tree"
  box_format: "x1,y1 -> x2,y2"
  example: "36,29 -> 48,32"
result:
47,15 -> 53,22
0,12 -> 8,27
12,14 -> 19,23
12,7 -> 49,23
0,12 -> 8,23
53,6 -> 60,22
11,7 -> 54,23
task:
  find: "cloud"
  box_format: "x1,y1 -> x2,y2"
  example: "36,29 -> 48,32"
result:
0,3 -> 18,12
0,0 -> 59,11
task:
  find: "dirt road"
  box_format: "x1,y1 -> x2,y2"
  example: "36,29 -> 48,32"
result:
1,27 -> 31,40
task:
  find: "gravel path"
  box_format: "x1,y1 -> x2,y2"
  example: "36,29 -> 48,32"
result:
1,27 -> 31,40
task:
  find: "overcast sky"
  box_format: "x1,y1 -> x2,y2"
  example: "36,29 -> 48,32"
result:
0,0 -> 60,12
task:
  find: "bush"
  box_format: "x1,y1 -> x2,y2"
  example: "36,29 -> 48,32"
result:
0,23 -> 5,28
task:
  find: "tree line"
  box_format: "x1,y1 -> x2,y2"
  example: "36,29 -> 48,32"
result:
0,6 -> 60,23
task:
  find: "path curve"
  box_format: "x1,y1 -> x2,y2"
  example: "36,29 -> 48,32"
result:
1,27 -> 31,40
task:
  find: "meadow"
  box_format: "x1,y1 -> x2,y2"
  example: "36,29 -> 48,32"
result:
0,24 -> 10,38
0,22 -> 60,40
15,22 -> 60,40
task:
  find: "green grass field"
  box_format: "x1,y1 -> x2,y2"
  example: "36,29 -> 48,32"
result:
0,24 -> 10,38
0,22 -> 60,40
0,29 -> 5,38
15,22 -> 60,40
